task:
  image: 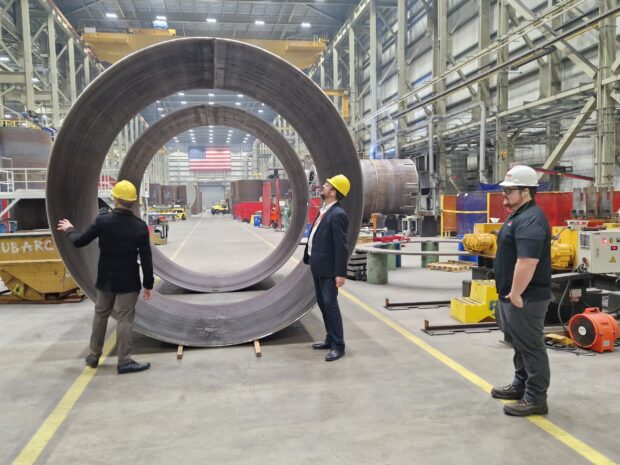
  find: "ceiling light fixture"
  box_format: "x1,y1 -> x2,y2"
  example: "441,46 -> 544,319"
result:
156,15 -> 167,21
178,92 -> 185,96
235,102 -> 241,106
255,20 -> 265,26
105,12 -> 118,19
301,22 -> 311,28
206,18 -> 217,23
181,101 -> 187,104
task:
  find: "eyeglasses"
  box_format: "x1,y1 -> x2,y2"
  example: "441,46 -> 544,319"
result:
502,187 -> 521,195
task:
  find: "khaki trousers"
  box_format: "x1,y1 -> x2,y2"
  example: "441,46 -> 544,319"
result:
90,290 -> 139,366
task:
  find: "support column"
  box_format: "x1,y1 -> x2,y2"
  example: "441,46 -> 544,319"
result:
83,55 -> 91,86
320,63 -> 325,88
369,0 -> 378,151
67,37 -> 77,103
47,14 -> 60,127
495,0 -> 512,182
595,0 -> 616,190
19,0 -> 35,111
129,117 -> 135,145
430,0 -> 448,204
396,0 -> 407,136
332,46 -> 340,109
348,27 -> 357,124
477,0 -> 492,182
540,0 -> 562,189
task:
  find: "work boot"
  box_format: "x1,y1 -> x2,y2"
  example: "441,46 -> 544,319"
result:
491,383 -> 525,400
503,398 -> 548,416
117,360 -> 151,374
312,341 -> 331,350
85,354 -> 99,369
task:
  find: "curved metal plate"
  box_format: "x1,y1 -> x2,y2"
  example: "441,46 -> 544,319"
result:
119,104 -> 308,292
46,38 -> 362,346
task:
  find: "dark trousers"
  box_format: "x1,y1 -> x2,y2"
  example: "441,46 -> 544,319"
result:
312,274 -> 345,350
91,290 -> 139,366
499,299 -> 551,403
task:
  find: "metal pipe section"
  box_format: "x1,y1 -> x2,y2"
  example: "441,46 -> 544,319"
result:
360,159 -> 419,220
46,38 -> 362,347
118,105 -> 309,292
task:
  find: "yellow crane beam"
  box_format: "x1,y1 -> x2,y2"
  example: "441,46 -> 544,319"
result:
82,29 -> 326,69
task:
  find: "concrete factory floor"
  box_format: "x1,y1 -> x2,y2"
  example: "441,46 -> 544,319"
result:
1,214 -> 619,465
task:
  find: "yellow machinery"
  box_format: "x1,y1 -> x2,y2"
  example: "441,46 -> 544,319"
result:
463,222 -> 578,270
322,89 -> 350,120
171,205 -> 187,221
450,280 -> 498,323
147,214 -> 169,245
461,223 -> 502,257
82,29 -> 326,69
462,222 -> 620,271
211,200 -> 230,215
0,231 -> 80,301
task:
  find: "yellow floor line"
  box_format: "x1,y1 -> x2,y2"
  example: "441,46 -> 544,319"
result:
11,333 -> 117,465
13,213 -> 206,465
154,212 -> 205,286
340,288 -> 618,465
229,226 -> 617,464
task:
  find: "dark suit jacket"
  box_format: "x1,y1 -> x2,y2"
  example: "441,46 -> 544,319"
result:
66,209 -> 154,293
303,202 -> 349,277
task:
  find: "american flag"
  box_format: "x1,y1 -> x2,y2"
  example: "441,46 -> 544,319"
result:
188,146 -> 232,171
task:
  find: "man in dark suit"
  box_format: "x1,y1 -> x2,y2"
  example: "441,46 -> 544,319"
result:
57,180 -> 154,375
303,174 -> 350,362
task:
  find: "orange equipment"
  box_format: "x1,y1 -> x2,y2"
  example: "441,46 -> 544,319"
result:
568,308 -> 619,353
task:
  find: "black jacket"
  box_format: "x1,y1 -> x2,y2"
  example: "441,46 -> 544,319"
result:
303,202 -> 349,277
66,209 -> 154,293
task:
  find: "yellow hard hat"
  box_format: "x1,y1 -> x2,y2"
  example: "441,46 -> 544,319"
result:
327,174 -> 350,197
111,180 -> 138,201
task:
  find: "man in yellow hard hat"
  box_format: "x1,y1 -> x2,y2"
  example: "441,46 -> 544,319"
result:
303,174 -> 350,362
57,180 -> 154,375
490,164 -> 551,416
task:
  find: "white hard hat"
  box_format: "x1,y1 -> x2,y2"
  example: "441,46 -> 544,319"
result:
499,164 -> 539,187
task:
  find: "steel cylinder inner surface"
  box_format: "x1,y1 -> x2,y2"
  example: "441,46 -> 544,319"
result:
47,38 -> 362,347
119,104 -> 308,292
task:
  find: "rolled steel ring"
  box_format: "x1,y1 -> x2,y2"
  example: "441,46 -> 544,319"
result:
119,104 -> 309,292
47,38 -> 362,346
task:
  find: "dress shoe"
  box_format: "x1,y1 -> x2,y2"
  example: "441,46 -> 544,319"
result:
117,360 -> 151,374
312,341 -> 331,350
84,354 -> 99,369
325,348 -> 345,362
491,383 -> 525,400
503,398 -> 548,416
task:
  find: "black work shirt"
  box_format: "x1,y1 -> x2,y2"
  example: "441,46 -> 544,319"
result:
494,201 -> 551,302
67,209 -> 154,293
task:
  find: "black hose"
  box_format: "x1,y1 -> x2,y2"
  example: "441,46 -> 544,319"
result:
557,281 -> 571,334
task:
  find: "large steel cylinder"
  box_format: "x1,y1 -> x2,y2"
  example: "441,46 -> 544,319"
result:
233,179 -> 264,202
118,104 -> 309,293
0,127 -> 51,169
148,183 -> 161,205
46,38 -> 362,347
361,159 -> 419,220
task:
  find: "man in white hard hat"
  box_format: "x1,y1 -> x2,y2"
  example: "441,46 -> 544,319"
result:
303,174 -> 350,362
57,180 -> 154,375
490,165 -> 552,416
